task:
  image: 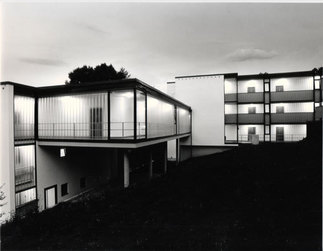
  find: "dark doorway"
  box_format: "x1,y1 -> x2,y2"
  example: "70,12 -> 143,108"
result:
276,127 -> 284,142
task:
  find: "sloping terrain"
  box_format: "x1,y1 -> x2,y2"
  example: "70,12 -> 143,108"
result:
1,140 -> 321,250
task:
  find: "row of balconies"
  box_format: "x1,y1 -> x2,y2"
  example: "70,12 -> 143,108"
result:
225,90 -> 319,103
225,112 -> 314,124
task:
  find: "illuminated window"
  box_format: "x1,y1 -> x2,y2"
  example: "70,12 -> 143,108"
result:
15,188 -> 36,207
60,148 -> 66,157
264,83 -> 269,92
265,104 -> 270,113
265,126 -> 270,134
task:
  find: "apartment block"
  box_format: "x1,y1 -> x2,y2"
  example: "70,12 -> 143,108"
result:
168,68 -> 322,155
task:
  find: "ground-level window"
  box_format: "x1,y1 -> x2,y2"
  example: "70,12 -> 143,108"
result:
15,187 -> 36,207
61,183 -> 68,196
80,177 -> 86,189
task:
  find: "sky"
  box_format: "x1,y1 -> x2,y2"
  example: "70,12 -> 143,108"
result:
1,2 -> 323,91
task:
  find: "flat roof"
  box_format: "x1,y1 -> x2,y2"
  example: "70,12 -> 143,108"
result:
0,78 -> 191,111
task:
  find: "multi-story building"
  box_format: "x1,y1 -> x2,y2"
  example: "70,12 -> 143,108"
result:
167,68 -> 322,157
0,79 -> 192,221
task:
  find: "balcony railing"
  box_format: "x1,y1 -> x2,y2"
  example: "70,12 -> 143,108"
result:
224,93 -> 237,102
14,123 -> 34,141
38,122 -> 180,140
15,165 -> 36,192
271,90 -> 313,102
225,114 -> 238,124
238,92 -> 263,103
238,114 -> 264,124
238,134 -> 306,143
271,112 -> 313,123
271,134 -> 306,142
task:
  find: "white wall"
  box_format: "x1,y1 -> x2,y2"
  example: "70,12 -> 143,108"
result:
271,102 -> 313,113
225,104 -> 237,114
271,77 -> 313,92
172,75 -> 225,146
224,78 -> 237,94
238,104 -> 264,114
36,145 -> 113,211
238,79 -> 263,93
0,84 -> 15,222
225,125 -> 237,141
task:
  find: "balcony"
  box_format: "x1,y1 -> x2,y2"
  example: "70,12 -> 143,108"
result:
224,93 -> 237,102
238,114 -> 264,124
225,114 -> 237,124
238,134 -> 305,143
271,90 -> 313,102
271,113 -> 313,123
238,92 -> 263,103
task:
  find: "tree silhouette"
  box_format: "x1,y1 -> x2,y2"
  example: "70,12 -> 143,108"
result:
66,63 -> 130,85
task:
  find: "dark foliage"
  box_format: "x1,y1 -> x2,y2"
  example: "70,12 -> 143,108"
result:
66,63 -> 130,85
2,140 -> 321,250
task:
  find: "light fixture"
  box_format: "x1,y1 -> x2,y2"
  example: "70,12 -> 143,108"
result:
60,148 -> 66,157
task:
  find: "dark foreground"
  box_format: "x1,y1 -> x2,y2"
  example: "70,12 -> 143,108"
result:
2,140 -> 322,250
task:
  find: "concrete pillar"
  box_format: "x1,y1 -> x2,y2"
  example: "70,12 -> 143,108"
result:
163,143 -> 167,174
123,151 -> 130,188
176,138 -> 181,165
148,150 -> 153,179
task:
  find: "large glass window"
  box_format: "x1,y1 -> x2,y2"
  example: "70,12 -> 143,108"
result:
16,187 -> 36,207
110,90 -> 134,139
147,95 -> 176,138
15,145 -> 36,192
14,96 -> 35,140
38,93 -> 108,139
177,107 -> 191,134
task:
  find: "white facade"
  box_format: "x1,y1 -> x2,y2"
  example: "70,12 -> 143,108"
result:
170,75 -> 225,146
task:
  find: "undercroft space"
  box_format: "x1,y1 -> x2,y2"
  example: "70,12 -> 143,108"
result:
2,140 -> 321,250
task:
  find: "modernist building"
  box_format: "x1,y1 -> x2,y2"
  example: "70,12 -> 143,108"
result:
167,68 -> 322,156
0,79 -> 192,221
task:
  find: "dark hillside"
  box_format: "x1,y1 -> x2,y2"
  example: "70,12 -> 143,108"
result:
2,140 -> 321,250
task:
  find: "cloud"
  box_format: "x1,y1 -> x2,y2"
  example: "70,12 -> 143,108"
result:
19,57 -> 66,66
226,48 -> 278,62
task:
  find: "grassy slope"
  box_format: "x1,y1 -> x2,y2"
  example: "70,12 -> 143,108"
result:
1,140 -> 321,250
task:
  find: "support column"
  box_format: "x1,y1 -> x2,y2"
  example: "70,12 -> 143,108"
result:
176,138 -> 181,165
163,143 -> 167,174
123,151 -> 130,188
148,150 -> 153,179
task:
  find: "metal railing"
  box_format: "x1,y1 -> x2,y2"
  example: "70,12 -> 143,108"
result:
14,123 -> 34,141
38,122 -> 182,140
238,134 -> 306,143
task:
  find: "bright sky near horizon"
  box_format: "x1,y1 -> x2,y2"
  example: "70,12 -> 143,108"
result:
1,2 -> 323,91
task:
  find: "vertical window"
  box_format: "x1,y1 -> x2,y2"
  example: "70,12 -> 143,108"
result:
248,107 -> 256,114
61,183 -> 68,196
265,125 -> 270,134
276,85 -> 284,92
276,106 -> 284,114
315,80 -> 320,89
80,177 -> 86,189
265,104 -> 270,113
264,83 -> 269,92
247,87 -> 255,93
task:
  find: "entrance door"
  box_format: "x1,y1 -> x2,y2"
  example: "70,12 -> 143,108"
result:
90,108 -> 103,138
276,127 -> 284,142
44,185 -> 57,209
248,127 -> 256,142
